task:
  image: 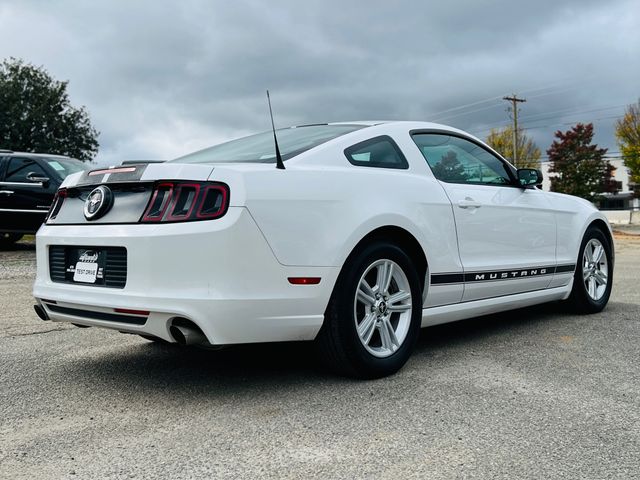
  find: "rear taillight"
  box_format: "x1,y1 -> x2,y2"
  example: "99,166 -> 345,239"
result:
141,181 -> 229,223
46,188 -> 67,222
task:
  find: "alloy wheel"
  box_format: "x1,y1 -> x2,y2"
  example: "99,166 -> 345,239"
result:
582,238 -> 609,301
353,259 -> 413,358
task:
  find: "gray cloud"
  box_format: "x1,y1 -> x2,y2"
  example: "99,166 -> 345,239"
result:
0,0 -> 637,164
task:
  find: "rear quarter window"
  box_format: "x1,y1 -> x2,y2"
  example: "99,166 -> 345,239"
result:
344,136 -> 409,169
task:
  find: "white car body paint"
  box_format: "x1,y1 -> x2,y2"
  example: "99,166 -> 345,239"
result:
33,121 -> 612,345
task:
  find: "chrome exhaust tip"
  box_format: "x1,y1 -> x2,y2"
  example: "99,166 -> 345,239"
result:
170,324 -> 207,346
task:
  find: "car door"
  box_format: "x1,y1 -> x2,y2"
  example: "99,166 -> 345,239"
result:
0,156 -> 15,229
411,132 -> 557,302
0,156 -> 57,233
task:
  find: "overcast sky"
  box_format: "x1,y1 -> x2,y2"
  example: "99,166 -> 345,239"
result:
1,0 -> 638,165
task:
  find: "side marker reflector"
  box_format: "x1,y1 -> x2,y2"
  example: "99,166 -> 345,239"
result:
288,277 -> 321,285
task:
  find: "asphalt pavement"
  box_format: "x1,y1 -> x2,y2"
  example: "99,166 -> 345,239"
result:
1,236 -> 638,479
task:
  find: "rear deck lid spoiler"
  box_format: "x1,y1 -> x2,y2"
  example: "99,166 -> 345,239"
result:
63,163 -> 215,188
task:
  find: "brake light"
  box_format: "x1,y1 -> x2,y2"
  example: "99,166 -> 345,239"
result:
141,181 -> 229,223
89,166 -> 137,176
46,188 -> 67,222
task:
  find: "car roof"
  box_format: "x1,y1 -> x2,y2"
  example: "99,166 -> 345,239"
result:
286,121 -> 479,141
328,120 -> 465,130
293,120 -> 463,129
336,120 -> 488,144
0,151 -> 75,160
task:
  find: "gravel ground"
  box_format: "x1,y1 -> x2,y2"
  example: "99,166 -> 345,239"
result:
0,235 -> 638,479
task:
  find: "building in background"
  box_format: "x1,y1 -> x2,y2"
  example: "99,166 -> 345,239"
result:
540,158 -> 639,211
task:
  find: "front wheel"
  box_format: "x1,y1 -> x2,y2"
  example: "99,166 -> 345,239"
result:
566,227 -> 613,313
316,242 -> 422,379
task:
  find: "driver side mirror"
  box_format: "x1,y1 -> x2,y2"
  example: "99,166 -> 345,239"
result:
26,172 -> 50,187
517,168 -> 543,187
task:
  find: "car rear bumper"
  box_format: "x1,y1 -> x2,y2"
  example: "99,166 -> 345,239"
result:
33,207 -> 338,344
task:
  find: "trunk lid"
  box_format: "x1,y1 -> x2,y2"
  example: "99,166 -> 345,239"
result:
50,163 -> 217,225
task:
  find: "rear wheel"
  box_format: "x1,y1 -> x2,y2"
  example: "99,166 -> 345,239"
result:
566,227 -> 613,313
0,233 -> 22,249
316,242 -> 422,379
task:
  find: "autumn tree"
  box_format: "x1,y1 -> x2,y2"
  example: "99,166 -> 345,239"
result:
486,126 -> 541,169
547,123 -> 611,202
615,99 -> 640,196
601,162 -> 621,195
0,58 -> 99,161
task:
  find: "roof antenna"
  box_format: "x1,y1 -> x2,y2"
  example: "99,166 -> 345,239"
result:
267,90 -> 285,170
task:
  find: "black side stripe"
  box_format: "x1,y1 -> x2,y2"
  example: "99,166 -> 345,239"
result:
431,264 -> 576,285
555,264 -> 576,273
429,273 -> 464,284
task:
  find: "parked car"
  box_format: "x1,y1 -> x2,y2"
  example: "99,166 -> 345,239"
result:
0,151 -> 88,246
32,122 -> 613,378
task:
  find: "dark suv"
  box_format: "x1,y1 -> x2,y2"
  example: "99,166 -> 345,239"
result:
0,151 -> 88,247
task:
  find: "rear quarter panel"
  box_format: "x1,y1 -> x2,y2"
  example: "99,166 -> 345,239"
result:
239,166 -> 461,278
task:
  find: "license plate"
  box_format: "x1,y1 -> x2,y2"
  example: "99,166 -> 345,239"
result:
73,261 -> 99,283
51,246 -> 126,288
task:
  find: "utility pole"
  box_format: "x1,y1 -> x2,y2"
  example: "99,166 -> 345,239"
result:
503,94 -> 526,167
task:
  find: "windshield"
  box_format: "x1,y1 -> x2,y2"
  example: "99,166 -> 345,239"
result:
171,124 -> 365,164
45,157 -> 88,179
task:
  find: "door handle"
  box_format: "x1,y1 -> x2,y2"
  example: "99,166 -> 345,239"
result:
0,190 -> 14,195
457,198 -> 481,209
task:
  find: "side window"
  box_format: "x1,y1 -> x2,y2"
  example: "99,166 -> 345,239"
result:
4,157 -> 49,183
412,134 -> 513,185
345,135 -> 409,169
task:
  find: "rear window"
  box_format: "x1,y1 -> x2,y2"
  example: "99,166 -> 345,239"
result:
171,124 -> 365,164
45,158 -> 87,180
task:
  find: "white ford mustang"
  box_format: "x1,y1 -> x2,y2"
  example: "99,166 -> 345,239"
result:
33,121 -> 613,378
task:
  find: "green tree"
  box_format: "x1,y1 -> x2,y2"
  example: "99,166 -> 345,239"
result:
486,126 -> 541,169
0,58 -> 99,161
615,99 -> 640,196
547,123 -> 610,202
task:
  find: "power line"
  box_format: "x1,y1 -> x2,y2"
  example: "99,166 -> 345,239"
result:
517,78 -> 588,96
469,103 -> 627,135
519,103 -> 627,123
469,114 -> 625,137
429,82 -> 574,119
520,114 -> 624,132
431,100 -> 503,122
429,82 -> 582,123
523,86 -> 577,101
427,95 -> 504,118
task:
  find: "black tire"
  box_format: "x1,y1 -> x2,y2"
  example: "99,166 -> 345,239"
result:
566,226 -> 613,314
0,233 -> 23,249
316,241 -> 422,379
